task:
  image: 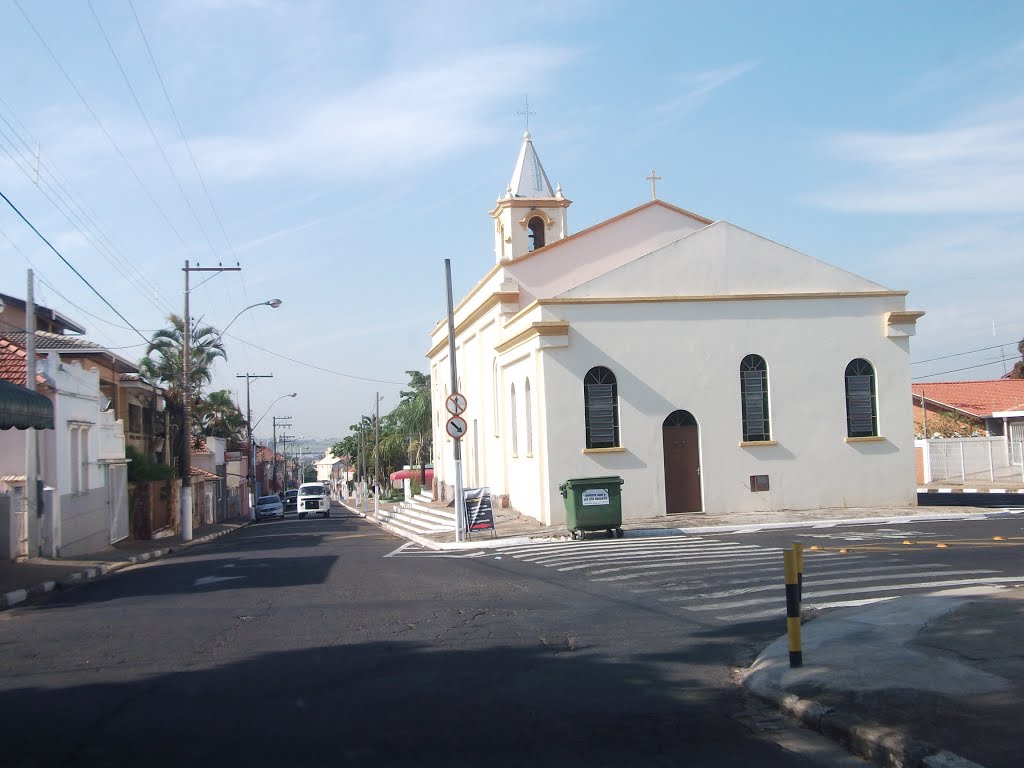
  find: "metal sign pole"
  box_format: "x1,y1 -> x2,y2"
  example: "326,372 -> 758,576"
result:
444,259 -> 466,543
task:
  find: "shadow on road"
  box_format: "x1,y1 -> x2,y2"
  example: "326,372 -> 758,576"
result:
0,638 -> 803,768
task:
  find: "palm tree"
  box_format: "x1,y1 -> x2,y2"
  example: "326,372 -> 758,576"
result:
196,389 -> 246,444
139,313 -> 227,475
377,371 -> 432,486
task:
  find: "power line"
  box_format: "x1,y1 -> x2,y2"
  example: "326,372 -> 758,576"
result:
87,0 -> 220,260
912,357 -> 1013,381
128,0 -> 236,259
912,341 -> 1021,366
0,188 -> 149,345
0,127 -> 176,317
13,0 -> 191,248
0,105 -> 173,313
225,332 -> 406,385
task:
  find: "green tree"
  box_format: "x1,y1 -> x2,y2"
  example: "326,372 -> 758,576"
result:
378,370 -> 432,486
139,313 -> 227,477
1007,337 -> 1024,380
195,389 -> 246,444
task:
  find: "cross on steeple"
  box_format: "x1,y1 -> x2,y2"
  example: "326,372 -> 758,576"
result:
646,169 -> 662,200
517,94 -> 536,132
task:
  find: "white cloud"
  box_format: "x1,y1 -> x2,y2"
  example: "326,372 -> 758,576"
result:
656,61 -> 758,115
190,45 -> 575,182
817,97 -> 1024,214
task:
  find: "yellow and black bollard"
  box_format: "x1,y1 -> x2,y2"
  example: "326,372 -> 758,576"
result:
792,541 -> 804,602
784,549 -> 802,668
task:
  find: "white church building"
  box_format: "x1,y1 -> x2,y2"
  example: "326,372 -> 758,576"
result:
428,130 -> 924,527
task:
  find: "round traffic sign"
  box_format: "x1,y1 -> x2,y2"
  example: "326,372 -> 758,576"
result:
445,392 -> 468,416
445,415 -> 468,440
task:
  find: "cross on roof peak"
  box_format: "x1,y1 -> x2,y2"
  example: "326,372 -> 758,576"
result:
646,169 -> 662,200
517,94 -> 536,133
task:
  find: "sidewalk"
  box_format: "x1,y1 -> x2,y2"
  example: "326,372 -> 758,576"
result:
354,493 -> 1018,551
0,518 -> 250,611
742,587 -> 1024,768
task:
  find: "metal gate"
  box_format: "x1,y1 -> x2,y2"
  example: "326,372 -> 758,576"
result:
1011,423 -> 1024,466
107,464 -> 129,543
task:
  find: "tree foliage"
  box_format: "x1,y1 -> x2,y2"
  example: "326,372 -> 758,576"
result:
1007,337 -> 1024,380
139,313 -> 228,476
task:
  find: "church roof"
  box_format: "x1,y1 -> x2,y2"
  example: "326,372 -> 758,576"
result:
508,130 -> 555,198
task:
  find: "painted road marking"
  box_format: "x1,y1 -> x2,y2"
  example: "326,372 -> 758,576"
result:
194,575 -> 246,587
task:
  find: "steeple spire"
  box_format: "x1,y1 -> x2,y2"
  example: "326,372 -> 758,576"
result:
490,129 -> 571,263
508,130 -> 555,199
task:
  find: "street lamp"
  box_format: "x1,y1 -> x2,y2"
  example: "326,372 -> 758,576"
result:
181,292 -> 282,543
253,392 -> 297,432
253,392 -> 297,495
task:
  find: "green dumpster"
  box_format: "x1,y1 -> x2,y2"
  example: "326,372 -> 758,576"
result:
559,476 -> 624,540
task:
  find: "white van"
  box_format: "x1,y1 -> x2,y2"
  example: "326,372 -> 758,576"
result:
297,482 -> 331,518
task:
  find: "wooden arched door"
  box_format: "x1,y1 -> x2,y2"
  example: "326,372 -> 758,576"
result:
663,410 -> 702,513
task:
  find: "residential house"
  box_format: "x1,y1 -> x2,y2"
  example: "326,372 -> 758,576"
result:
0,337 -> 128,558
912,380 -> 1024,485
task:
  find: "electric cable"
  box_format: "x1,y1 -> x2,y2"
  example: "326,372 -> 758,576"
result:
0,188 -> 149,345
224,332 -> 406,385
13,0 -> 191,248
87,0 -> 220,260
128,0 -> 237,259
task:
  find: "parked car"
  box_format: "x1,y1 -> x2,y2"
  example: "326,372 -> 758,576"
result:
255,494 -> 285,520
283,489 -> 298,510
297,482 -> 331,518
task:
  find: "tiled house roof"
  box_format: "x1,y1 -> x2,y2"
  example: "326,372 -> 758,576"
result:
913,380 -> 1024,417
3,330 -> 107,351
190,466 -> 220,480
2,331 -> 139,374
0,337 -> 46,387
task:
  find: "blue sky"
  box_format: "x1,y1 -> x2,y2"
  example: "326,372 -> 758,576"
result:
1,0 -> 1022,441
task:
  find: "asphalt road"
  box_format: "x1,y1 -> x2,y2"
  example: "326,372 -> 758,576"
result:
0,505 -> 852,768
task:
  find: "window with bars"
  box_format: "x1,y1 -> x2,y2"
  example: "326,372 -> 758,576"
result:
584,366 -> 620,449
845,358 -> 878,437
740,354 -> 771,442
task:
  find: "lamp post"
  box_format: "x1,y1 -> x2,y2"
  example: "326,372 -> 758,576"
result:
252,392 -> 296,493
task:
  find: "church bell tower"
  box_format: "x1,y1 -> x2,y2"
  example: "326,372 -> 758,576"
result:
490,130 -> 571,263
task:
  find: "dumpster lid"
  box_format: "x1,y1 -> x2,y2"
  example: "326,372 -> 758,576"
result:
560,476 -> 624,486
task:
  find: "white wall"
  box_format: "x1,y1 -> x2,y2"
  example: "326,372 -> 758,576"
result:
536,296 -> 916,524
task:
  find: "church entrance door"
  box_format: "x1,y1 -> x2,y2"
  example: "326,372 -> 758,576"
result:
662,410 -> 702,513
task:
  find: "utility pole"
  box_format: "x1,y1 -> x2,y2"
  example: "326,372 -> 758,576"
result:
273,416 -> 291,492
24,269 -> 40,558
374,393 -> 381,520
182,260 -> 241,542
236,372 -> 272,517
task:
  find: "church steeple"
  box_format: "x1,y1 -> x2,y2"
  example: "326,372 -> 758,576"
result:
490,130 -> 571,262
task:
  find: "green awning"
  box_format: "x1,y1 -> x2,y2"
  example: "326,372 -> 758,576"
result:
0,379 -> 54,430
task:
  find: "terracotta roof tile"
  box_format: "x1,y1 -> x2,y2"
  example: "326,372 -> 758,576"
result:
0,337 -> 46,387
913,380 -> 1024,417
3,330 -> 106,351
190,466 -> 220,480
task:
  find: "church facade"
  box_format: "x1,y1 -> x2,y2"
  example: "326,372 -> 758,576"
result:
428,131 -> 924,527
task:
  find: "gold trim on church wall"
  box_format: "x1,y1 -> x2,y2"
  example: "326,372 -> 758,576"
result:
494,321 -> 570,355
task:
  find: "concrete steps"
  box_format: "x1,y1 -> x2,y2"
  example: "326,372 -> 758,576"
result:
378,498 -> 455,536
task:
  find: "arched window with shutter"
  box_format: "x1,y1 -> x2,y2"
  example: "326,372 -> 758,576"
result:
584,366 -> 619,449
845,358 -> 878,437
740,354 -> 770,441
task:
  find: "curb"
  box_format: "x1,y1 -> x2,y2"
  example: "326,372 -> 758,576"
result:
749,687 -> 984,768
0,522 -> 250,612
